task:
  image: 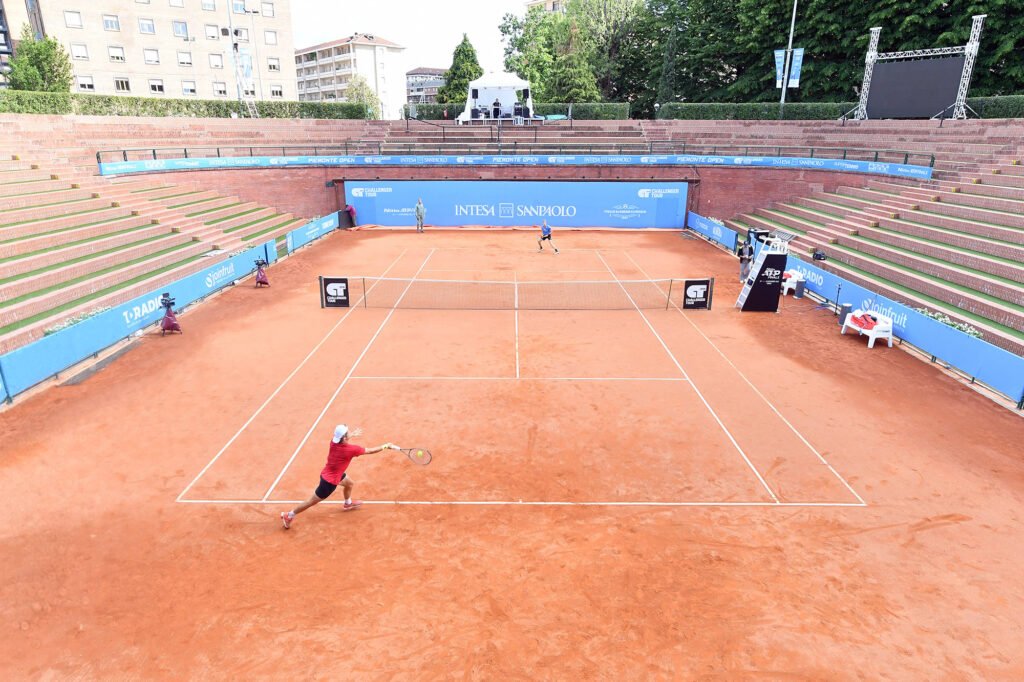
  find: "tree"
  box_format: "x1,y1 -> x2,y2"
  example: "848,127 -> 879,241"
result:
500,8 -> 565,102
8,24 -> 73,92
344,74 -> 381,119
549,24 -> 601,102
565,0 -> 642,100
436,34 -> 484,104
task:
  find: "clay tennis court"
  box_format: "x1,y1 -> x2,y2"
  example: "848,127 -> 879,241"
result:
2,229 -> 1023,678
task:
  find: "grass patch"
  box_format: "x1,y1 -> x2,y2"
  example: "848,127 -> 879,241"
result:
242,217 -> 299,241
0,201 -> 104,229
223,213 -> 280,234
0,234 -> 171,285
0,222 -> 159,264
0,251 -> 211,337
206,206 -> 261,225
0,242 -> 196,309
0,213 -> 141,246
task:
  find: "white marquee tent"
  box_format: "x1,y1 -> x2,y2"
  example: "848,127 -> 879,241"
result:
457,71 -> 536,123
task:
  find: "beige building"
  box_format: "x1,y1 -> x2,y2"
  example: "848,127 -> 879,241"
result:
2,0 -> 296,100
525,0 -> 566,12
295,33 -> 405,119
406,66 -> 445,105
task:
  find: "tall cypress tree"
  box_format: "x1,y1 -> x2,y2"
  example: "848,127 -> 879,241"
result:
436,34 -> 484,104
550,24 -> 602,102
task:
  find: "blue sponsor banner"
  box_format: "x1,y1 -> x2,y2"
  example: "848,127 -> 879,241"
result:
344,181 -> 688,229
788,48 -> 804,88
786,256 -> 1024,402
0,241 -> 274,400
687,211 -> 738,251
98,154 -> 933,180
286,212 -> 339,253
775,50 -> 786,88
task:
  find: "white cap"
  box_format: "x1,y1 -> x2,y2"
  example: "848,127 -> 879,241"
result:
332,424 -> 348,443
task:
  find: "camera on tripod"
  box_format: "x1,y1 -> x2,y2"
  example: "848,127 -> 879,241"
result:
160,292 -> 176,311
254,258 -> 268,268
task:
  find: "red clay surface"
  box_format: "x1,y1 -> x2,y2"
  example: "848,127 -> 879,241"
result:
1,229 -> 1023,678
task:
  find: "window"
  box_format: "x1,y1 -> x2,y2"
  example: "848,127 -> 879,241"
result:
170,0 -> 185,6
144,48 -> 160,64
264,30 -> 277,46
149,79 -> 164,94
243,85 -> 255,96
103,14 -> 120,31
177,51 -> 192,66
232,0 -> 246,13
213,81 -> 227,96
270,84 -> 282,98
115,77 -> 131,92
182,80 -> 197,96
209,53 -> 223,68
76,75 -> 95,91
108,46 -> 126,62
234,27 -> 249,41
70,43 -> 89,60
267,57 -> 280,72
202,0 -> 216,9
261,2 -> 274,17
205,24 -> 218,39
136,0 -> 150,3
172,21 -> 188,38
64,11 -> 83,28
139,18 -> 155,34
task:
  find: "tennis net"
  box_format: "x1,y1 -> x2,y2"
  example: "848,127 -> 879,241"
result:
325,277 -> 686,310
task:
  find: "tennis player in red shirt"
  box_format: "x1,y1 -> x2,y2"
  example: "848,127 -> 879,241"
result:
281,424 -> 396,529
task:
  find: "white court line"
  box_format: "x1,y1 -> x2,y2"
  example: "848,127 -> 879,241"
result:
260,249 -> 436,501
596,250 -> 781,504
351,376 -> 690,382
514,271 -> 520,379
624,251 -> 867,506
176,249 -> 409,502
178,498 -> 865,508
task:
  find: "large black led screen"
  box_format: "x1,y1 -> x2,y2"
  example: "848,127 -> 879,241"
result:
865,55 -> 966,119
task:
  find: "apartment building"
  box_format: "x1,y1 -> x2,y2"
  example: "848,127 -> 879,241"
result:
3,0 -> 296,100
295,32 -> 405,119
525,0 -> 566,12
406,66 -> 444,104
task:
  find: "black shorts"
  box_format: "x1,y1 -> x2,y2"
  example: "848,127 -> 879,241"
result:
540,234 -> 552,241
315,474 -> 346,499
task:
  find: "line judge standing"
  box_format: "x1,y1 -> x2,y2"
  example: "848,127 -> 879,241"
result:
415,197 -> 426,233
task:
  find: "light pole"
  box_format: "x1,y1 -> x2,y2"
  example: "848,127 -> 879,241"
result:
778,0 -> 798,120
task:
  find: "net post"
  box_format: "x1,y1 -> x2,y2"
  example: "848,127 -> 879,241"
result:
666,279 -> 674,309
708,277 -> 715,310
363,277 -> 367,307
319,276 -> 325,308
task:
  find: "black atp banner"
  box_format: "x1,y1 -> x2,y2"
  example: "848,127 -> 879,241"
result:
682,278 -> 714,310
741,254 -> 787,312
320,276 -> 350,308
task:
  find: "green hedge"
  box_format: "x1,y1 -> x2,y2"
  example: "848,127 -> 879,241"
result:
658,96 -> 1024,120
657,102 -> 856,120
403,102 -> 629,120
0,90 -> 370,118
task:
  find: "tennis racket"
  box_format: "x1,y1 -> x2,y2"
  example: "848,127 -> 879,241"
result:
389,445 -> 432,465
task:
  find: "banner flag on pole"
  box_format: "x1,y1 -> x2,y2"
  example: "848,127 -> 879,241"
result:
788,48 -> 804,88
774,50 -> 785,88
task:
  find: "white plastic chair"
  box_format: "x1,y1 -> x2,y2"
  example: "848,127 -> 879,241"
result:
841,309 -> 894,348
780,269 -> 804,296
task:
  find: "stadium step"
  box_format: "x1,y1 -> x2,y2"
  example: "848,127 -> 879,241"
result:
800,255 -> 1024,357
0,253 -> 224,354
0,232 -> 198,300
0,214 -> 155,260
873,215 -> 1024,254
932,180 -> 1024,202
0,179 -> 73,199
0,206 -> 137,242
800,235 -> 1024,332
199,202 -> 259,224
0,188 -> 97,211
0,197 -> 116,228
0,242 -> 213,330
0,222 -> 169,280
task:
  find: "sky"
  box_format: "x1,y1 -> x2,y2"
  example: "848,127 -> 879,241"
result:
290,0 -> 529,75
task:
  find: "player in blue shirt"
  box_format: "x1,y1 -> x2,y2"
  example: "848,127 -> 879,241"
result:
536,220 -> 560,254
